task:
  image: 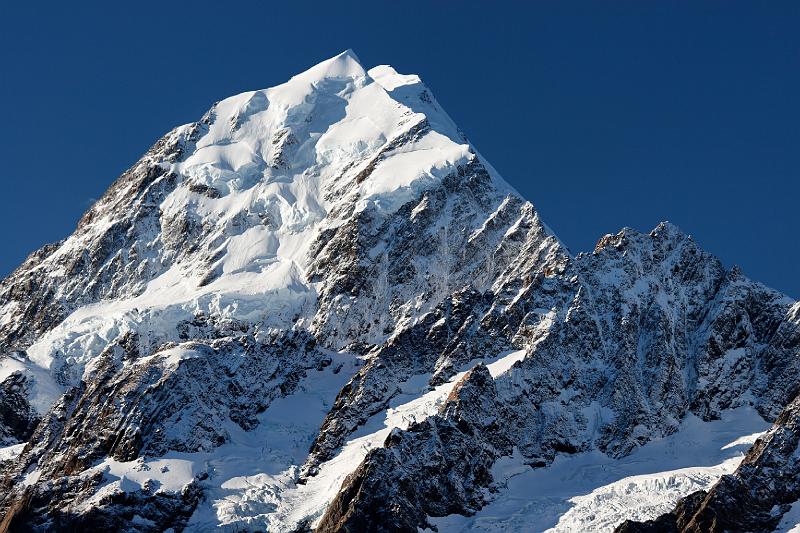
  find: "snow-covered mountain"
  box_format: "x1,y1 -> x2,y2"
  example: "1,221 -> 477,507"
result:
0,50 -> 798,532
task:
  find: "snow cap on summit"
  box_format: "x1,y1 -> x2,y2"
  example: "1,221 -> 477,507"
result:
368,64 -> 423,92
289,49 -> 366,86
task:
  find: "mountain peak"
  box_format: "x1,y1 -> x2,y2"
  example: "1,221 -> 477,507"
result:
649,220 -> 684,240
592,221 -> 690,254
290,48 -> 366,86
2,52 -> 798,533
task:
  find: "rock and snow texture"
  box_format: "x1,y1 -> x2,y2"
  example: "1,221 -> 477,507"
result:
432,406 -> 769,532
0,50 -> 798,532
618,343 -> 800,533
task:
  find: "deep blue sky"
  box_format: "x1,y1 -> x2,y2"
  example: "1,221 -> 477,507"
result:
1,2 -> 798,297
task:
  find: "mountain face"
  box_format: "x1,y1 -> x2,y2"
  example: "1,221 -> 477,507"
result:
0,51 -> 798,532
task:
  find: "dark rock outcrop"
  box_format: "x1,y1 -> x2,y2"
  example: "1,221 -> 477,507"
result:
0,372 -> 40,445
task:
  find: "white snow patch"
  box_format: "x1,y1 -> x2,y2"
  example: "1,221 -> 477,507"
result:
368,65 -> 422,92
22,466 -> 41,487
486,348 -> 526,377
776,500 -> 800,533
97,457 -> 198,493
0,443 -> 25,462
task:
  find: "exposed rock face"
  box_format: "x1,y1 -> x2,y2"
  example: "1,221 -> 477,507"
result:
0,50 -> 798,532
0,470 -> 205,533
303,193 -> 565,476
0,372 -> 39,445
317,364 -> 513,533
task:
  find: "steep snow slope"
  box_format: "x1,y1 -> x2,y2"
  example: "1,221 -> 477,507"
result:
0,51 -> 798,533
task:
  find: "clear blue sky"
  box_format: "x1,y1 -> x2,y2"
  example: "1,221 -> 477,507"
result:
1,1 -> 798,297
